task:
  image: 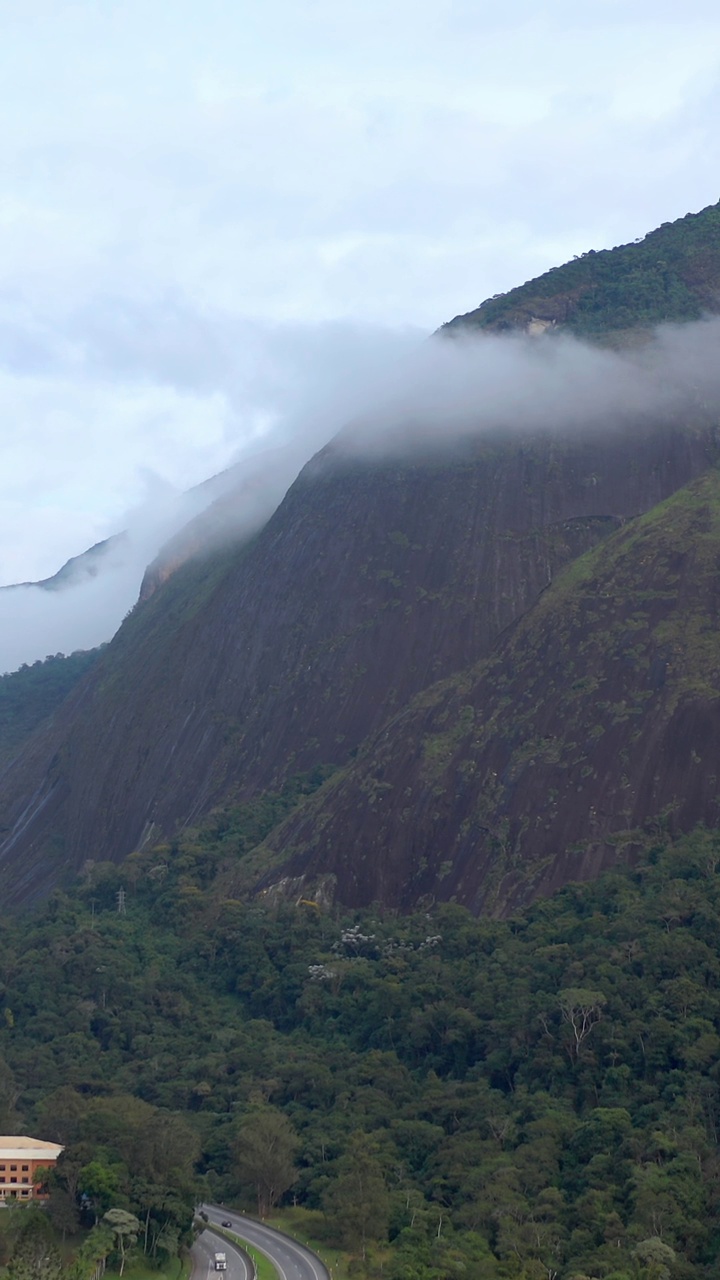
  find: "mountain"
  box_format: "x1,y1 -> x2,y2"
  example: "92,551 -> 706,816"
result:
258,468 -> 720,913
0,449 -> 289,599
137,440 -> 313,602
4,201 -> 720,910
0,442 -> 312,676
0,535 -> 128,594
443,199 -> 720,340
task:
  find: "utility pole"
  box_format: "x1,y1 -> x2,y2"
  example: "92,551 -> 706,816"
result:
116,887 -> 126,916
90,899 -> 97,929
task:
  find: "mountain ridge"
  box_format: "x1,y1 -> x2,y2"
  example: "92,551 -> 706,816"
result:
443,200 -> 720,341
4,201 -> 720,909
256,466 -> 720,913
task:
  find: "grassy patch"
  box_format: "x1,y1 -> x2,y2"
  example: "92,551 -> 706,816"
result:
239,1241 -> 278,1280
116,1258 -> 188,1280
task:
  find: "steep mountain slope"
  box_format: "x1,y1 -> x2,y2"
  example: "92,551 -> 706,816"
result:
261,468 -> 720,914
443,200 -> 720,340
4,201 -> 720,909
137,441 -> 317,602
1,419 -> 716,904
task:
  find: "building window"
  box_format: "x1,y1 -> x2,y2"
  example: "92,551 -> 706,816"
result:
0,1178 -> 5,1184
10,1165 -> 16,1171
20,1190 -> 28,1198
21,1178 -> 28,1185
21,1165 -> 28,1171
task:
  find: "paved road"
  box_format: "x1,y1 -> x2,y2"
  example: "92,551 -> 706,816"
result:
203,1204 -> 330,1280
191,1223 -> 250,1280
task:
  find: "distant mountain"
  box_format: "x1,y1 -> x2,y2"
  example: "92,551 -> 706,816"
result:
0,442 -> 313,675
3,201 -> 720,911
0,446 -> 299,600
0,536 -> 128,593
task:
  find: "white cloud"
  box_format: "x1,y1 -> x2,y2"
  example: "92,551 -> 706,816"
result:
0,0 -> 720,662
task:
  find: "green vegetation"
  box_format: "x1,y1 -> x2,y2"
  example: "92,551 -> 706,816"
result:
241,1244 -> 278,1280
1,823 -> 720,1274
103,1260 -> 187,1280
135,762 -> 339,897
0,650 -> 101,763
444,200 -> 720,338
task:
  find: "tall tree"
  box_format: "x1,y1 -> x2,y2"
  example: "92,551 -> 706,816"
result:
103,1209 -> 140,1278
233,1107 -> 299,1217
323,1134 -> 390,1260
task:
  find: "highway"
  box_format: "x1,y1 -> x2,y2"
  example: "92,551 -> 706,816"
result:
202,1204 -> 330,1280
191,1223 -> 250,1280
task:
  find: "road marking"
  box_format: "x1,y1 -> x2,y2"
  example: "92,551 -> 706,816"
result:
269,1231 -> 324,1280
195,1221 -> 249,1280
242,1220 -> 325,1280
216,1222 -> 289,1280
204,1205 -> 328,1280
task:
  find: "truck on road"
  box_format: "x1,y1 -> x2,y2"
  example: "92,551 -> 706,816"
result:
214,1252 -> 227,1271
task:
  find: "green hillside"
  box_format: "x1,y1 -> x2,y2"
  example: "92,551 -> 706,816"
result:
443,200 -> 720,338
0,649 -> 101,764
257,465 -> 720,914
2,828 -> 720,1276
6,197 -> 720,1280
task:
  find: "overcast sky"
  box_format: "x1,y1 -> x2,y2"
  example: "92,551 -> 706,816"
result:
2,0 -> 720,585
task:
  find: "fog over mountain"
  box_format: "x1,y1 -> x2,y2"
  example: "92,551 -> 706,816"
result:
0,316 -> 421,672
4,2 -> 720,674
5,310 -> 720,675
340,316 -> 720,459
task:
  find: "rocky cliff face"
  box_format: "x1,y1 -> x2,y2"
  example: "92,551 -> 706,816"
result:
258,468 -> 720,914
4,201 -> 720,911
137,444 -> 312,602
0,417 -> 717,905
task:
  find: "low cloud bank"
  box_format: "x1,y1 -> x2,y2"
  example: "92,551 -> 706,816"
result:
339,316 -> 720,456
3,314 -> 720,673
0,313 -> 421,672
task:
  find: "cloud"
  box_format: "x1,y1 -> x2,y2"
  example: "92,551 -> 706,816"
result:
3,312 -> 720,674
0,313 -> 421,671
3,0 -> 720,669
1,1 -> 719,333
339,317 -> 720,457
0,301 -> 423,577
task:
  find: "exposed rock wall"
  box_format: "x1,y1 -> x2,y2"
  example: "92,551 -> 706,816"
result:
0,418 -> 717,904
260,469 -> 720,915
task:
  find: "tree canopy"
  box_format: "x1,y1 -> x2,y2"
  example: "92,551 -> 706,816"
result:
2,825 -> 720,1274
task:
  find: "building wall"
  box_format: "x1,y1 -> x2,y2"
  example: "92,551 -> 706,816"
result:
0,1156 -> 56,1199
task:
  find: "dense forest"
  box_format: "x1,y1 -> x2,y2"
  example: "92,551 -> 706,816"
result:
0,807 -> 719,1277
444,201 -> 720,338
0,651 -> 101,764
